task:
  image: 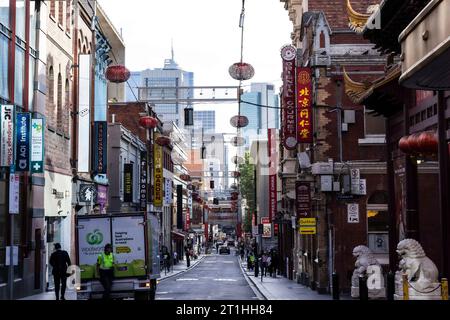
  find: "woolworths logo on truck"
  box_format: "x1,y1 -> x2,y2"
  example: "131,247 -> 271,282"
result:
86,229 -> 104,245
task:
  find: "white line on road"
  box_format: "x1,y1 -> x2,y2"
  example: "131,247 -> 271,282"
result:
176,278 -> 199,281
213,279 -> 237,282
156,292 -> 169,295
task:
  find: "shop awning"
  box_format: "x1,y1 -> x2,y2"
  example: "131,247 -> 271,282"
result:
171,231 -> 186,240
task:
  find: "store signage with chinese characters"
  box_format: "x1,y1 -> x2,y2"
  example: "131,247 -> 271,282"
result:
123,163 -> 133,203
1,105 -> 14,167
15,112 -> 31,172
31,118 -> 44,173
295,181 -> 311,218
281,44 -> 297,150
296,67 -> 313,143
140,151 -> 147,211
153,137 -> 163,207
92,121 -> 107,174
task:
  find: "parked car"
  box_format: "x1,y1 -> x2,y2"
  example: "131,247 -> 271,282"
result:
219,246 -> 230,254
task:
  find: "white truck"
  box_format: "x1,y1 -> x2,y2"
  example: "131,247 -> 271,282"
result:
75,213 -> 160,300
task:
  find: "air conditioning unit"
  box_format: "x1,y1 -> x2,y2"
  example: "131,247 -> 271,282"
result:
311,162 -> 334,175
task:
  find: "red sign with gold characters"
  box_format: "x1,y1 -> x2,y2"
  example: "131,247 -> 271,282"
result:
281,44 -> 297,150
296,67 -> 313,143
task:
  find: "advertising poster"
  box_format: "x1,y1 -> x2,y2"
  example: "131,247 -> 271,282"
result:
112,216 -> 146,277
1,105 -> 14,167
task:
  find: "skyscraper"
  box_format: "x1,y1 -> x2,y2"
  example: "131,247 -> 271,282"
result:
193,110 -> 215,132
240,83 -> 279,148
126,46 -> 194,128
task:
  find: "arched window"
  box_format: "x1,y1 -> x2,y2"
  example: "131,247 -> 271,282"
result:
65,78 -> 70,134
57,73 -> 62,130
50,0 -> 56,17
66,1 -> 71,32
367,191 -> 389,254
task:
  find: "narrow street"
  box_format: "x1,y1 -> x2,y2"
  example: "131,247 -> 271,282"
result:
157,250 -> 259,300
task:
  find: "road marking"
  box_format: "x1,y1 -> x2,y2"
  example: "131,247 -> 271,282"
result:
176,278 -> 199,281
213,278 -> 237,282
156,297 -> 174,300
222,261 -> 234,264
156,292 -> 169,295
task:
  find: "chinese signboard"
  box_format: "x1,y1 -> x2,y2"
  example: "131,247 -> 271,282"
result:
299,217 -> 316,235
269,175 -> 277,222
268,128 -> 277,222
123,163 -> 133,203
140,151 -> 147,211
347,203 -> 359,223
185,208 -> 191,231
297,67 -> 313,143
1,105 -> 14,167
92,121 -> 107,174
281,45 -> 297,150
296,181 -> 311,218
15,112 -> 31,172
31,118 -> 44,173
153,137 -> 163,207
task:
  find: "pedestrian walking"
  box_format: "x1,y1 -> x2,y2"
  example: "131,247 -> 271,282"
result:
185,246 -> 191,268
97,243 -> 115,299
254,254 -> 260,278
267,255 -> 272,277
173,251 -> 178,265
261,252 -> 268,277
49,243 -> 71,300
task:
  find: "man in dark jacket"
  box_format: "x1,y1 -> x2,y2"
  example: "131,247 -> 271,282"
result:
49,243 -> 71,300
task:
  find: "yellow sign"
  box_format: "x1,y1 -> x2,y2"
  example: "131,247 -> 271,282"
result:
299,218 -> 316,225
116,246 -> 131,254
299,226 -> 316,235
153,135 -> 163,207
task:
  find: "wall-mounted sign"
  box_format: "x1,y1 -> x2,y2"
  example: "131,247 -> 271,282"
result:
261,217 -> 271,238
296,182 -> 311,218
92,121 -> 107,174
97,185 -> 107,211
164,178 -> 172,206
347,203 -> 359,223
185,208 -> 191,231
140,151 -> 147,211
153,137 -> 163,207
123,163 -> 133,203
281,45 -> 297,150
15,112 -> 31,172
296,67 -> 313,143
79,184 -> 97,203
176,185 -> 183,229
9,174 -> 20,214
1,105 -> 14,167
31,118 -> 44,173
269,174 -> 277,222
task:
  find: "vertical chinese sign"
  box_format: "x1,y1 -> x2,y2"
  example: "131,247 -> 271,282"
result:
268,128 -> 277,222
123,163 -> 133,203
280,45 -> 297,150
140,151 -> 147,211
297,67 -> 313,143
93,121 -> 107,174
153,135 -> 163,207
185,208 -> 191,232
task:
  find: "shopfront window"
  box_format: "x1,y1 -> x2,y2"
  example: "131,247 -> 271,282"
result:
0,0 -> 9,29
14,45 -> 25,106
367,191 -> 389,254
15,0 -> 25,40
0,33 -> 8,100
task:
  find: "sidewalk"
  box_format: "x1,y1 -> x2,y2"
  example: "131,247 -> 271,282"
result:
20,254 -> 205,300
240,258 -> 338,300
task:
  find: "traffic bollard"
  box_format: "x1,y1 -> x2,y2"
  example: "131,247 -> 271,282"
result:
359,275 -> 368,300
332,272 -> 340,300
387,271 -> 395,301
441,278 -> 448,300
402,274 -> 409,300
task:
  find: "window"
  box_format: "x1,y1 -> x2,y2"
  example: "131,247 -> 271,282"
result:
29,0 -> 37,49
14,45 -> 25,106
365,108 -> 385,135
47,66 -> 54,124
65,78 -> 70,133
50,0 -> 55,18
57,73 -> 62,130
0,33 -> 8,100
66,0 -> 71,32
28,56 -> 35,110
367,191 -> 389,254
58,0 -> 63,25
15,0 -> 25,40
0,0 -> 9,28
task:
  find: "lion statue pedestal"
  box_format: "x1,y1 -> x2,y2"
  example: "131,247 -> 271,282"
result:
350,245 -> 386,299
394,239 -> 441,300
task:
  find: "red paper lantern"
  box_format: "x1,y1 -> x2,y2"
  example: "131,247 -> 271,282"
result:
228,62 -> 255,81
398,136 -> 412,154
155,135 -> 171,146
417,131 -> 438,154
231,171 -> 241,178
105,65 -> 130,83
180,174 -> 191,181
139,116 -> 158,129
407,133 -> 421,154
230,115 -> 249,128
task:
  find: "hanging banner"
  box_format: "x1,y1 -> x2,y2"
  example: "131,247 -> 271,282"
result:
268,128 -> 277,222
15,112 -> 31,172
153,136 -> 163,207
296,181 -> 311,218
164,178 -> 172,206
140,151 -> 147,211
185,208 -> 191,231
31,118 -> 44,173
78,54 -> 91,173
1,105 -> 14,167
297,67 -> 313,143
92,121 -> 107,174
280,44 -> 297,150
9,174 -> 20,214
123,163 -> 133,203
269,174 -> 277,223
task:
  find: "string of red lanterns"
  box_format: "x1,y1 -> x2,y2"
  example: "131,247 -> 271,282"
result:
398,131 -> 438,155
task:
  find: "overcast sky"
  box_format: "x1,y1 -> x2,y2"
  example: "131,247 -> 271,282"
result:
98,0 -> 292,133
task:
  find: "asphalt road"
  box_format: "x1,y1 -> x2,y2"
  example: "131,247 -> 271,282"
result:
156,249 -> 259,300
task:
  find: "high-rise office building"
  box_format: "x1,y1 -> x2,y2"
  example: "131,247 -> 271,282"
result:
240,83 -> 279,148
193,110 -> 215,132
126,47 -> 194,128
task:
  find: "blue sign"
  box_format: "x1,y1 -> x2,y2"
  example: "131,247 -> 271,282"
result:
15,112 -> 31,172
92,121 -> 107,174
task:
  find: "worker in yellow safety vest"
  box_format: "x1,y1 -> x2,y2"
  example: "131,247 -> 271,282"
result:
97,243 -> 115,299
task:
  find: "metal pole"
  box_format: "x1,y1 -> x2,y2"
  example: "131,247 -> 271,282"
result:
9,214 -> 14,300
332,272 -> 340,300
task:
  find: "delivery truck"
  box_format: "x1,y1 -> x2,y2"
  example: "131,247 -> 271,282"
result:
75,212 -> 160,300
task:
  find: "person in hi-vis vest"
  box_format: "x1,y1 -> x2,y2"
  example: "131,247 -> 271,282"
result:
97,243 -> 115,299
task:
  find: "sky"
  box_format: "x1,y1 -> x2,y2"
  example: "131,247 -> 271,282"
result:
98,0 -> 292,134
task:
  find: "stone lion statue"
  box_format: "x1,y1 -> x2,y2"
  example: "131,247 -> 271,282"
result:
351,245 -> 380,287
396,239 -> 439,292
